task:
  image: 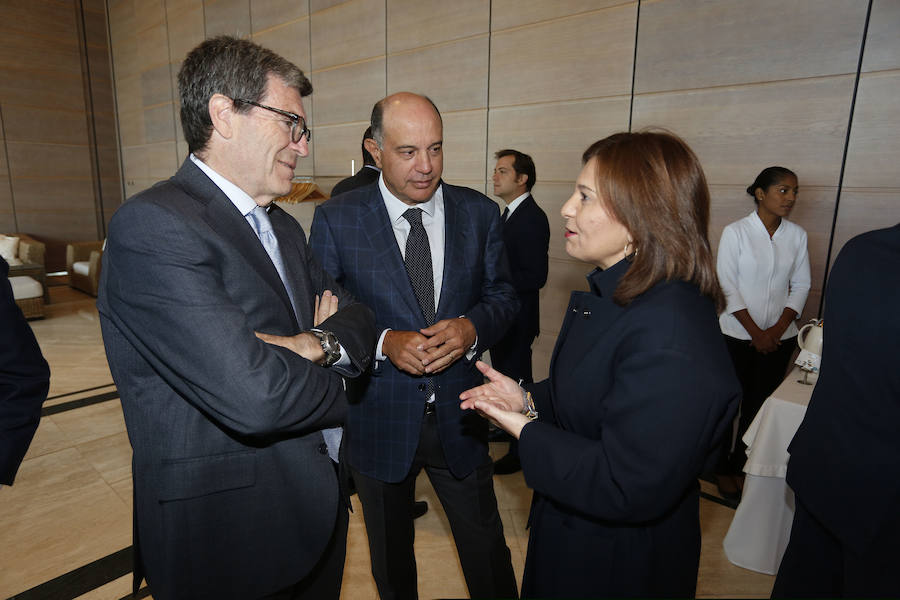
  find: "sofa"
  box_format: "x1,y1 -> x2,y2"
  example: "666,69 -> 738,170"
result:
67,241 -> 104,297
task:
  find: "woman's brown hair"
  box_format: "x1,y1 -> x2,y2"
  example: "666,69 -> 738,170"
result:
583,130 -> 724,312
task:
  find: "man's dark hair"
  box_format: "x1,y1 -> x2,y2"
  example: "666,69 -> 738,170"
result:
361,126 -> 375,166
178,36 -> 312,155
494,149 -> 536,191
370,94 -> 442,148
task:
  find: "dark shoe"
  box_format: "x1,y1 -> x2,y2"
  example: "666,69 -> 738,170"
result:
412,501 -> 428,519
493,453 -> 521,475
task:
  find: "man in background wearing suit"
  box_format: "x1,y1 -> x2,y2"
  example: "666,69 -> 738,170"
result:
772,223 -> 900,597
489,149 -> 550,475
1,257 -> 50,487
330,126 -> 380,198
98,36 -> 376,600
310,92 -> 519,600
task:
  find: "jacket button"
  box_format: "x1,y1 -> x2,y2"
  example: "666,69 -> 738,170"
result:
317,443 -> 328,455
417,383 -> 426,392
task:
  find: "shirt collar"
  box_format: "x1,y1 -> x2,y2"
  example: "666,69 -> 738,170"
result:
378,174 -> 443,224
505,192 -> 530,216
190,153 -> 259,217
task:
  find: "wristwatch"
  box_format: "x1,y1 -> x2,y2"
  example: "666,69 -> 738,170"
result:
309,329 -> 341,367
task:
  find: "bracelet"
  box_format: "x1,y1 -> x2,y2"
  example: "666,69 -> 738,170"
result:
519,383 -> 538,421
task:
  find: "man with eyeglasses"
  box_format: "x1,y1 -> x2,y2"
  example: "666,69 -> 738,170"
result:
97,36 -> 375,600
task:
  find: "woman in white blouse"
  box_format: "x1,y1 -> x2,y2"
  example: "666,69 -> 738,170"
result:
715,166 -> 811,499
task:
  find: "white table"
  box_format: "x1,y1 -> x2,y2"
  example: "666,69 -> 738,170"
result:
722,367 -> 816,575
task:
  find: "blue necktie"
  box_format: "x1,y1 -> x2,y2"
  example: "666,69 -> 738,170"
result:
247,205 -> 342,461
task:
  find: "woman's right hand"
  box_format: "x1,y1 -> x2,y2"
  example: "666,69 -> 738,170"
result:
459,360 -> 522,411
459,361 -> 531,439
749,329 -> 780,354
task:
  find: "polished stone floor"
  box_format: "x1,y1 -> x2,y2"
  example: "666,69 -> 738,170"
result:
1,284 -> 774,599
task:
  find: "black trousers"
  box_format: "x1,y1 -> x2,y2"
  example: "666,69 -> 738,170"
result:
772,499 -> 900,598
720,335 -> 796,474
260,478 -> 349,600
351,410 -> 518,600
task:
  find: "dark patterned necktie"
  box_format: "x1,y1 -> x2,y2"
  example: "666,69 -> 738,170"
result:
501,207 -> 509,222
402,208 -> 436,401
402,208 -> 435,325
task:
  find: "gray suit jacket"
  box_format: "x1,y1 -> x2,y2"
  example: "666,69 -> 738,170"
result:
97,158 -> 375,599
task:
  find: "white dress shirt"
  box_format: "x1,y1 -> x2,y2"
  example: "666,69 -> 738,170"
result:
189,154 -> 350,366
504,192 -> 530,219
374,175 -> 445,360
717,210 -> 811,340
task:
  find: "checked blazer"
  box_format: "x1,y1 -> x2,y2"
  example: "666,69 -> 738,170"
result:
309,181 -> 518,482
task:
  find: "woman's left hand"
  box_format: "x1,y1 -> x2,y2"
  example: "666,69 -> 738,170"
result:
460,361 -> 533,439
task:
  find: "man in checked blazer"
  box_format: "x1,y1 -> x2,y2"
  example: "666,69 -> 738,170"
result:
309,92 -> 520,600
97,37 -> 375,600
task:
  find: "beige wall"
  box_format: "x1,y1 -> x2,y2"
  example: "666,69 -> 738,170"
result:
107,0 -> 900,380
0,0 -> 122,270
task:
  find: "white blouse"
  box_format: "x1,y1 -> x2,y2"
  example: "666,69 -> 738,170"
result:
717,211 -> 811,340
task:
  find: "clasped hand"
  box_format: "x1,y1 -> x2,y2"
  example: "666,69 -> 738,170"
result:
382,317 -> 476,376
459,361 -> 531,439
254,290 -> 339,364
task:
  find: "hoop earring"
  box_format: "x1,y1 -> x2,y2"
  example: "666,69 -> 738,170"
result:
624,241 -> 637,259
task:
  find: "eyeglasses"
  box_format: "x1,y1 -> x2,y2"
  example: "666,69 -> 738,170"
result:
232,98 -> 311,143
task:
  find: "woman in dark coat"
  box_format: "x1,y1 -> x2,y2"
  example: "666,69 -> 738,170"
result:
461,131 -> 740,598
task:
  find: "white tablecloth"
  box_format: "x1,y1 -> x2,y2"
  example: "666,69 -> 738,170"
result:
723,368 -> 816,575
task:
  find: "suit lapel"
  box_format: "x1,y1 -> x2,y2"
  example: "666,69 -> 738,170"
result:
269,206 -> 309,330
362,188 -> 424,321
172,159 -> 299,329
438,184 -> 467,319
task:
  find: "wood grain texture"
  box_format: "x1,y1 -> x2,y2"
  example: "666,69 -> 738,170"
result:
632,76 -> 855,187
386,0 -> 488,53
310,0 -> 385,70
489,4 -> 637,107
635,0 -> 867,93
387,36 -> 488,112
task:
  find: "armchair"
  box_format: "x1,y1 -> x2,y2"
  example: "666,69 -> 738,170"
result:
67,241 -> 104,297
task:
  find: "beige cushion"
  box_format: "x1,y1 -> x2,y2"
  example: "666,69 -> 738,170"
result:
9,276 -> 42,300
0,235 -> 20,265
73,261 -> 91,276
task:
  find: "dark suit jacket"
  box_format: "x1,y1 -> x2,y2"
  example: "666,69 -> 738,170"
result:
309,182 -> 518,482
0,258 -> 50,485
786,223 -> 900,554
502,195 -> 550,339
330,165 -> 380,198
518,260 -> 740,598
97,158 -> 376,600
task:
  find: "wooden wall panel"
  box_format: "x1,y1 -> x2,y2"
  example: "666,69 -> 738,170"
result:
862,0 -> 900,72
490,0 -> 622,31
842,72 -> 900,189
386,0 -> 488,53
313,121 -> 372,178
387,37 -> 489,112
489,5 -> 637,107
252,19 -> 312,73
251,0 -> 309,33
487,98 -> 631,184
440,110 -> 487,182
311,59 -> 385,127
635,0 -> 867,93
632,77 -> 855,186
204,0 -> 251,39
0,0 -> 121,267
310,0 -> 385,70
166,2 -> 204,63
